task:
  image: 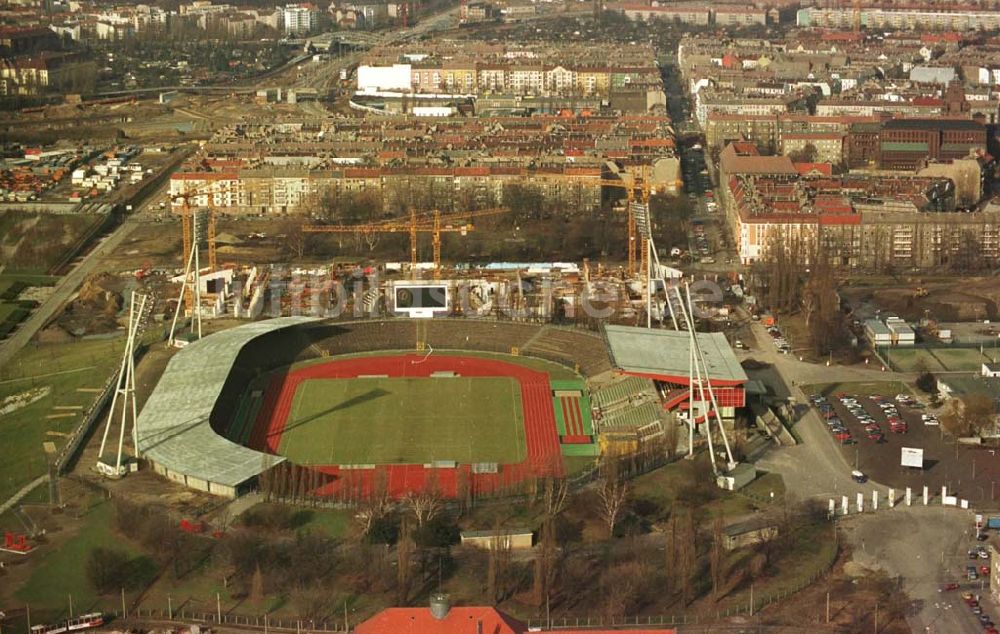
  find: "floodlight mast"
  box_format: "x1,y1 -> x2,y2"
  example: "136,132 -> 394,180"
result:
97,291 -> 149,477
672,283 -> 736,474
684,283 -> 736,471
168,211 -> 203,346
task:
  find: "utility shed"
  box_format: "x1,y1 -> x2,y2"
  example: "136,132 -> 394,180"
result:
716,462 -> 757,491
460,529 -> 534,550
724,517 -> 779,550
885,316 -> 915,346
864,319 -> 892,346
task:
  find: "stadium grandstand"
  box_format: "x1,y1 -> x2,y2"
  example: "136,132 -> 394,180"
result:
135,317 -> 319,497
603,325 -> 748,426
134,318 -> 743,499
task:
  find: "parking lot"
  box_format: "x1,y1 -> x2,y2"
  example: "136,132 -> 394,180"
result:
764,322 -> 792,355
808,389 -> 942,468
809,391 -> 927,448
843,506 -> 987,634
805,383 -> 1000,503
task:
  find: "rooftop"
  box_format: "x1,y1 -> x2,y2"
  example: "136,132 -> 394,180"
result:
883,118 -> 984,132
603,325 -> 748,384
136,317 -> 317,488
355,605 -> 675,634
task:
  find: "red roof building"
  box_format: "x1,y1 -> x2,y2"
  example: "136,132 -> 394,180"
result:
355,600 -> 677,634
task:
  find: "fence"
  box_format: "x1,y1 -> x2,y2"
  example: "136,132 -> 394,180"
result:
13,550 -> 837,634
53,373 -> 116,474
97,537 -> 833,634
524,536 -> 838,629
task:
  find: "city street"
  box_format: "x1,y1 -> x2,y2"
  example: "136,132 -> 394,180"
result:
0,182 -> 169,368
842,507 -> 986,634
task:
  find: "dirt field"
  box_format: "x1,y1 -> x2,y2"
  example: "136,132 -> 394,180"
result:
843,277 -> 1000,323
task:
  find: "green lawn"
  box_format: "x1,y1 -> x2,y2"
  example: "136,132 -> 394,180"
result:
0,338 -> 124,501
802,380 -> 912,399
931,348 -> 991,372
0,301 -> 29,335
15,501 -> 143,617
0,210 -> 103,273
295,507 -> 352,538
0,273 -> 59,287
629,454 -> 779,521
279,377 -> 526,465
883,347 -> 946,373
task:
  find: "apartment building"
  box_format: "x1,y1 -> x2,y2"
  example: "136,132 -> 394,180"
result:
694,92 -> 802,127
797,6 -> 1000,31
170,166 -> 604,216
879,119 -> 986,170
357,42 -> 660,101
718,142 -> 1000,269
282,3 -> 318,35
779,132 -> 845,164
611,3 -> 711,25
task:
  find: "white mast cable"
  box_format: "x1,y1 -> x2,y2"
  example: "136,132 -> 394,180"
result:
98,292 -> 134,462
168,218 -> 199,346
115,293 -> 146,474
674,285 -> 698,461
193,211 -> 202,339
685,283 -> 736,471
97,291 -> 147,476
648,236 -> 678,330
683,285 -> 717,473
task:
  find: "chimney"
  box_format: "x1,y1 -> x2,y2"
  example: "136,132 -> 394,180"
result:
429,593 -> 450,620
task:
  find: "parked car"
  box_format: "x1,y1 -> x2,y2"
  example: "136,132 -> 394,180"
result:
851,470 -> 868,483
940,583 -> 960,591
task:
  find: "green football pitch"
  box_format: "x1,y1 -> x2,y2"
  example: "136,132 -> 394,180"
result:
278,377 -> 527,465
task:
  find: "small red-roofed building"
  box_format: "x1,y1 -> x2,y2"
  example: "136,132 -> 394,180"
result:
355,596 -> 677,634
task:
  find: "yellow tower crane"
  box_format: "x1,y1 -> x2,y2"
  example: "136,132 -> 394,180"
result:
599,171 -> 652,278
304,207 -> 509,279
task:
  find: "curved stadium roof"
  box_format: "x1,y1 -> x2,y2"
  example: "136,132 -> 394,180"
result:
136,316 -> 318,488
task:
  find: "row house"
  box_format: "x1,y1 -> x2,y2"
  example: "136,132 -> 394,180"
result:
169,166 -> 603,216
718,141 -> 1000,270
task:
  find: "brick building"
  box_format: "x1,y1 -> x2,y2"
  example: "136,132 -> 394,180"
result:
879,119 -> 987,170
718,142 -> 1000,270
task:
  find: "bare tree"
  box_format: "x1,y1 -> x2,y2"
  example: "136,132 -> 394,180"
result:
356,468 -> 392,536
250,563 -> 265,606
942,392 -> 997,437
279,217 -> 316,260
486,520 -> 513,603
597,458 -> 629,538
664,513 -> 677,597
664,419 -> 680,459
675,508 -> 697,605
710,515 -> 725,601
403,473 -> 443,527
456,468 -> 472,514
396,516 -> 414,605
542,475 -> 569,520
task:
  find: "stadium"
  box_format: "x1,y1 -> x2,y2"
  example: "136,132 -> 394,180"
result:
135,318 -> 746,499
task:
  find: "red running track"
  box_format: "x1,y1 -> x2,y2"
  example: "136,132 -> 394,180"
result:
247,354 -> 563,498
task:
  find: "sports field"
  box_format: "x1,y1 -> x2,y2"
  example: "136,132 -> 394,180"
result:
279,376 -> 526,465
883,346 -> 992,372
